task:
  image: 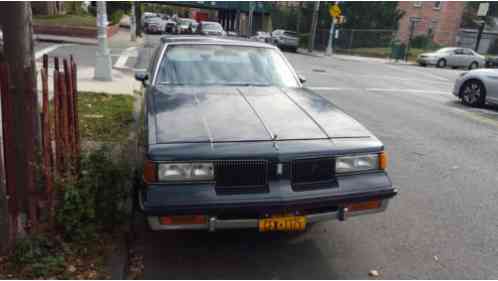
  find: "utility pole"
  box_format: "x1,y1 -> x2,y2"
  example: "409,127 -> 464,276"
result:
308,1 -> 320,53
248,2 -> 255,37
475,21 -> 485,52
0,2 -> 39,251
326,2 -> 340,56
94,1 -> 112,81
130,3 -> 136,42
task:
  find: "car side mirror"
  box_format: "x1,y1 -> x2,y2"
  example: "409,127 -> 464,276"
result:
298,74 -> 306,84
135,72 -> 148,85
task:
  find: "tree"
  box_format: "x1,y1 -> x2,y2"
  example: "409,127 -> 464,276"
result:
0,2 -> 39,252
461,2 -> 496,29
340,2 -> 405,30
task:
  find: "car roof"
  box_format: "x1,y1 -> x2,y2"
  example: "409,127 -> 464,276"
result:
159,35 -> 275,48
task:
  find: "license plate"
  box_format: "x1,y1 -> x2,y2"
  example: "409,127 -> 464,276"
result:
258,216 -> 306,232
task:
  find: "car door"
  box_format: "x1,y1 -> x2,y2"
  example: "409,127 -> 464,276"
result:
462,48 -> 475,66
450,48 -> 465,67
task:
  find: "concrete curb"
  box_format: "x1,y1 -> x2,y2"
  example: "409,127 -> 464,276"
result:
35,34 -> 97,45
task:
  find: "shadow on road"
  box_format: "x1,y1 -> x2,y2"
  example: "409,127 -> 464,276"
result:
143,227 -> 343,279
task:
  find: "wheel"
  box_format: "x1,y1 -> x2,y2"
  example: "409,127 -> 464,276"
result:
460,79 -> 486,107
468,61 -> 479,70
436,58 -> 447,68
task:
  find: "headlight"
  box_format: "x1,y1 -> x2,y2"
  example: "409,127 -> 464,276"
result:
335,153 -> 385,174
158,162 -> 214,181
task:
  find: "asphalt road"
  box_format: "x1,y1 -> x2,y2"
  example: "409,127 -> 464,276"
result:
136,35 -> 498,279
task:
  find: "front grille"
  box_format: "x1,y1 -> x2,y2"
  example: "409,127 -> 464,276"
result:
291,158 -> 337,191
214,160 -> 269,194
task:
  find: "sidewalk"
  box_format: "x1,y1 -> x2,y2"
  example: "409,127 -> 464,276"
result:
36,27 -> 144,48
297,48 -> 414,65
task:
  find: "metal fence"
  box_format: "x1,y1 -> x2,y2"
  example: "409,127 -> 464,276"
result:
334,29 -> 396,57
0,54 -> 79,240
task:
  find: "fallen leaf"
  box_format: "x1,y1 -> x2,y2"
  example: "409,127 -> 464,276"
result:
434,255 -> 439,262
68,265 -> 77,273
369,270 -> 380,277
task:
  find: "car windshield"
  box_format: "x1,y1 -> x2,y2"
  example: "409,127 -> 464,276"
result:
436,48 -> 456,54
202,23 -> 222,31
157,45 -> 298,87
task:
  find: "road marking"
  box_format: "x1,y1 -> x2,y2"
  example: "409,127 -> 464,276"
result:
309,86 -> 450,95
114,46 -> 137,69
307,87 -> 355,91
35,44 -> 72,60
365,88 -> 450,95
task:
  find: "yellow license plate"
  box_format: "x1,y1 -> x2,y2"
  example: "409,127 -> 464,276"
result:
258,216 -> 307,232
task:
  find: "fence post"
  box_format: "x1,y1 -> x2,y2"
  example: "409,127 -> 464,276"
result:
63,59 -> 75,174
349,29 -> 355,54
0,63 -> 18,249
70,56 -> 80,176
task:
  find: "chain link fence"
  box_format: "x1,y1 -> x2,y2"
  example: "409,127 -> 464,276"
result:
334,29 -> 396,58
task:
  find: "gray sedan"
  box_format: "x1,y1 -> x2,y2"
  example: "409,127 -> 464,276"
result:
417,47 -> 485,69
453,69 -> 498,106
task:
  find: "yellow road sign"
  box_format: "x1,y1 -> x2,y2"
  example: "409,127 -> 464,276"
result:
329,4 -> 341,18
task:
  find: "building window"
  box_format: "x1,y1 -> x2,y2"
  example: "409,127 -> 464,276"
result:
434,1 -> 441,10
413,1 -> 422,7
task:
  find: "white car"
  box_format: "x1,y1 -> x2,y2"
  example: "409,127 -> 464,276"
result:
251,31 -> 271,43
417,47 -> 485,69
271,29 -> 299,52
453,69 -> 498,107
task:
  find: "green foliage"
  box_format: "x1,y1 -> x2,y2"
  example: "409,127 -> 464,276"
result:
410,34 -> 442,50
110,9 -> 125,25
299,33 -> 310,48
12,235 -> 66,278
33,15 -> 96,28
143,3 -> 174,15
56,145 -> 132,241
65,2 -> 87,15
340,2 -> 405,30
78,92 -> 135,142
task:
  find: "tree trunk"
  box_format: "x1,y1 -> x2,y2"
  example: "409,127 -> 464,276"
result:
0,2 -> 39,247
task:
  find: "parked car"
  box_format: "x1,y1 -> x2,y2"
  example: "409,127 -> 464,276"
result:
453,69 -> 498,107
176,18 -> 198,34
251,31 -> 271,43
144,17 -> 164,34
164,19 -> 177,34
134,36 -> 397,232
142,12 -> 158,28
271,29 -> 299,52
485,56 -> 498,68
198,21 -> 225,36
417,47 -> 485,69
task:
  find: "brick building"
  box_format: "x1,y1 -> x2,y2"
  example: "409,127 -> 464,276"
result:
397,1 -> 465,46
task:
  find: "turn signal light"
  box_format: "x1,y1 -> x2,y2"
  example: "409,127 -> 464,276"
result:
346,200 -> 382,212
143,160 -> 157,183
159,215 -> 207,225
379,151 -> 388,170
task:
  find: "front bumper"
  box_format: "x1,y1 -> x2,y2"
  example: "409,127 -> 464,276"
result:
139,172 -> 397,231
417,57 -> 438,65
453,77 -> 464,97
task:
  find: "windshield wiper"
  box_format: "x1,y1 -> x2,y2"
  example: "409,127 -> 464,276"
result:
225,82 -> 271,87
158,82 -> 186,86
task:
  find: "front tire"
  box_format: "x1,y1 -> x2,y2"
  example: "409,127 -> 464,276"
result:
468,61 -> 479,70
436,58 -> 447,68
460,79 -> 486,107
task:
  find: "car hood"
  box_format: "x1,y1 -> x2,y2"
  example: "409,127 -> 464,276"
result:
148,86 -> 374,144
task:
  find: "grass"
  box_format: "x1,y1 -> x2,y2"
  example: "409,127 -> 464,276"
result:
336,47 -> 432,62
78,92 -> 135,142
0,234 -> 114,279
34,14 -> 96,28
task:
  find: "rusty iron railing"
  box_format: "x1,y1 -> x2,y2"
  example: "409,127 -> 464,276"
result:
0,54 -> 80,238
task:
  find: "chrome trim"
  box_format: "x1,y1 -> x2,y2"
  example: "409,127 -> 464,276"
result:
146,199 -> 390,231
